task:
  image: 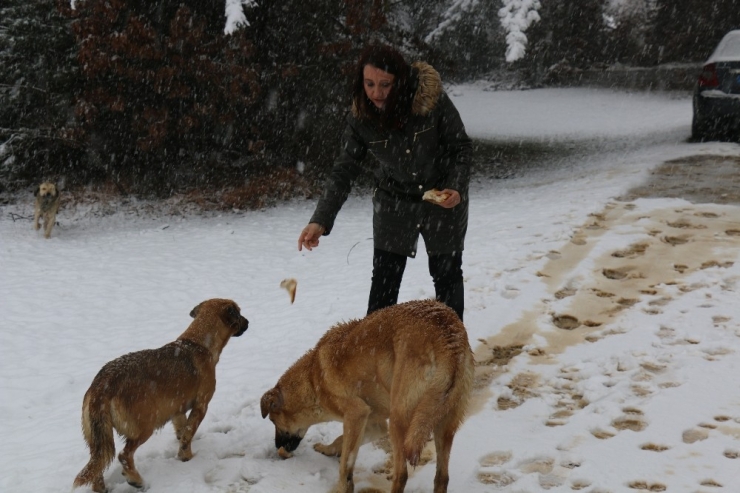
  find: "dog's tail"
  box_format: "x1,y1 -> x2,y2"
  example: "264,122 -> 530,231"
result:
73,390 -> 116,489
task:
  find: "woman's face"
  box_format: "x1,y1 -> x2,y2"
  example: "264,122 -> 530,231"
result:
363,64 -> 395,109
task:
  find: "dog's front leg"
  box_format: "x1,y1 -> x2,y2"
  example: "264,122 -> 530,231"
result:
171,412 -> 187,441
314,434 -> 343,457
43,214 -> 54,238
177,405 -> 208,461
332,400 -> 371,493
316,415 -> 388,458
33,209 -> 40,230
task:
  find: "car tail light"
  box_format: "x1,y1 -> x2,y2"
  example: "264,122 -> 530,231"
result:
698,63 -> 719,88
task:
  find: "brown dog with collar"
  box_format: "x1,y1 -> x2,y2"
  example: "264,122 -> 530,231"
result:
73,299 -> 249,493
261,299 -> 474,493
34,182 -> 60,238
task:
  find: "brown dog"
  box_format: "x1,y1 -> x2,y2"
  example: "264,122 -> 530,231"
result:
73,299 -> 249,493
34,182 -> 60,239
261,299 -> 474,493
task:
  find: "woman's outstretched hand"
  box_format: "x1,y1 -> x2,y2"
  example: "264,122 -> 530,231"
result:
298,223 -> 326,251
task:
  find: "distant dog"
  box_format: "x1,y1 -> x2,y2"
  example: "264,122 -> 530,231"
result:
73,299 -> 249,493
34,182 -> 60,238
261,299 -> 474,493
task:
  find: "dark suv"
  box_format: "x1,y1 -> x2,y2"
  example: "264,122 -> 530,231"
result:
692,30 -> 740,141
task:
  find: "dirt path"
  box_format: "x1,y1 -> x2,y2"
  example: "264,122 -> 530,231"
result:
471,153 -> 740,409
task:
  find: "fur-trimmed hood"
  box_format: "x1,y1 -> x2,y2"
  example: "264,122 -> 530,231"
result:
409,61 -> 442,116
351,61 -> 443,119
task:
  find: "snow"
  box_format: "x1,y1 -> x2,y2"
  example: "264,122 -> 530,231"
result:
449,85 -> 691,141
2,87 -> 740,493
498,0 -> 541,63
425,0 -> 481,43
707,30 -> 740,63
224,0 -> 256,35
426,1 -> 542,62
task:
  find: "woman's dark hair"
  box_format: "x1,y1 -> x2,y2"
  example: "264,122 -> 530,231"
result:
352,44 -> 416,130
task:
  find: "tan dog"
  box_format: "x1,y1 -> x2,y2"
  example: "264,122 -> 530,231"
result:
34,182 -> 60,238
73,299 -> 249,493
261,299 -> 474,493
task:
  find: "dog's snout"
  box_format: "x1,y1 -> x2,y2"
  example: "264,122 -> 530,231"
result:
233,316 -> 249,337
275,430 -> 302,452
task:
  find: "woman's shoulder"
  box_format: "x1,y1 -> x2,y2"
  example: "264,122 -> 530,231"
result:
411,61 -> 443,117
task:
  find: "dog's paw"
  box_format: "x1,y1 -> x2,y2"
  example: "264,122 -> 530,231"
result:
177,448 -> 194,461
126,479 -> 145,489
313,442 -> 341,457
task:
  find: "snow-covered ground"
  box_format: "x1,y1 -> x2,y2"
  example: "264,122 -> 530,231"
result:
2,87 -> 740,493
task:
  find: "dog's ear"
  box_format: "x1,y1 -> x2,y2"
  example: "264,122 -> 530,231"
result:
34,185 -> 40,197
190,302 -> 203,319
260,387 -> 284,418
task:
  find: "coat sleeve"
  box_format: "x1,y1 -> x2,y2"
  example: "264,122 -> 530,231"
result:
436,92 -> 472,198
309,117 -> 367,235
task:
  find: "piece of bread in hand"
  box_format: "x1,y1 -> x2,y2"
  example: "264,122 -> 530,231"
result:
422,189 -> 450,203
278,446 -> 294,459
280,278 -> 297,304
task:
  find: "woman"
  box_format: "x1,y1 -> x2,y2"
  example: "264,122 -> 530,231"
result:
298,44 -> 472,320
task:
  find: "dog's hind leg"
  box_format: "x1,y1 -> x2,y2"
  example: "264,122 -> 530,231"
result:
118,432 -> 152,489
432,420 -> 458,493
389,416 -> 409,493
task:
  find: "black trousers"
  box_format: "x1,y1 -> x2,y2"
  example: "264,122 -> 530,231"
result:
367,248 -> 464,321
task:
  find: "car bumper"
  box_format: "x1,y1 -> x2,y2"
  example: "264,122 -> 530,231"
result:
694,90 -> 740,121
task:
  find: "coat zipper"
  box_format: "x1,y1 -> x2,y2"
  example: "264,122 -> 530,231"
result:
413,127 -> 433,143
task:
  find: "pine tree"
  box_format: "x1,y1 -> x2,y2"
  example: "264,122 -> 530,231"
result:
526,0 -> 610,82
0,0 -> 82,191
648,0 -> 740,64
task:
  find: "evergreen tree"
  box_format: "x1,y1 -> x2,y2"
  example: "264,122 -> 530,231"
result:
419,0 -> 508,80
601,0 -> 656,65
0,0 -> 81,192
525,0 -> 610,82
648,0 -> 740,64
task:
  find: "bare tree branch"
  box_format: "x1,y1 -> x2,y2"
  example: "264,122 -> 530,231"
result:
0,83 -> 48,93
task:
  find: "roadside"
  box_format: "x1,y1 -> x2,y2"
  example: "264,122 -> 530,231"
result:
619,154 -> 740,205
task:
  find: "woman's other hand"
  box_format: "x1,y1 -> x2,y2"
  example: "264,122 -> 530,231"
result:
438,189 -> 461,209
298,223 -> 326,251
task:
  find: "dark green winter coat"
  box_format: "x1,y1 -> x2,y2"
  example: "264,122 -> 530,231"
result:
310,62 -> 472,258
